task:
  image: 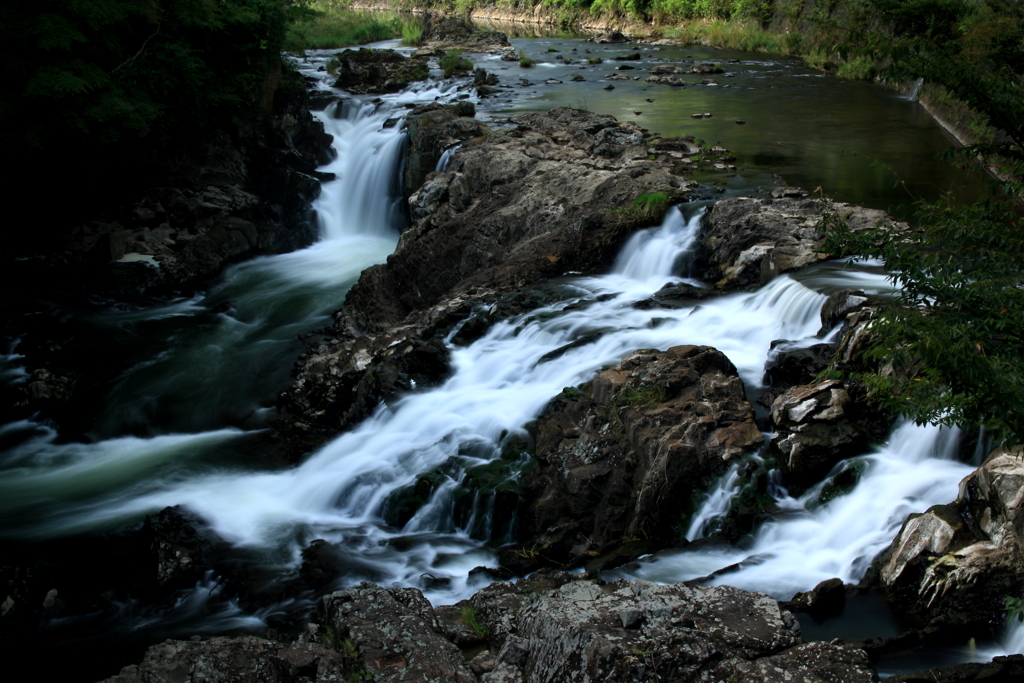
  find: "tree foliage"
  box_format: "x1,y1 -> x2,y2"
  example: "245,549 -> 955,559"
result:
0,0 -> 308,231
824,0 -> 1024,446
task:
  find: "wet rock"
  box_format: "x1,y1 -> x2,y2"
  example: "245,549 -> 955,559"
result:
781,577 -> 847,619
646,74 -> 687,86
402,103 -> 488,199
96,636 -> 352,683
509,345 -> 763,570
331,48 -> 429,95
875,448 -> 1024,635
501,50 -> 520,61
819,288 -> 870,335
351,107 -> 691,333
691,61 -> 724,74
759,340 -> 832,409
770,379 -> 889,494
318,583 -> 475,682
593,31 -> 628,43
142,506 -> 215,591
469,576 -> 874,683
699,193 -> 906,291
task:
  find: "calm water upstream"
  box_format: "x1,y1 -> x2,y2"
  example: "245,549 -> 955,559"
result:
0,31 -> 1016,679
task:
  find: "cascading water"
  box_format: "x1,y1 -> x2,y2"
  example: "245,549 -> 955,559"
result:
2,49 -> 1019,672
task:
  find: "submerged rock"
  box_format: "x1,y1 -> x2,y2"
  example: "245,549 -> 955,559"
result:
509,345 -> 763,571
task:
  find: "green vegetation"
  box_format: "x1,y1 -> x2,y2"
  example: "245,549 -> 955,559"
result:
823,0 -> 1024,447
439,49 -> 473,77
459,603 -> 489,638
588,56 -> 603,64
608,192 -> 673,229
520,56 -> 537,67
284,5 -> 404,50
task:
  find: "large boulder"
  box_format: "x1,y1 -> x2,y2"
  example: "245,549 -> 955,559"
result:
402,102 -> 488,199
699,191 -> 904,291
318,583 -> 476,682
510,345 -> 764,571
330,48 -> 429,94
466,574 -> 876,683
769,378 -> 889,494
98,636 -> 353,683
874,448 -> 1024,635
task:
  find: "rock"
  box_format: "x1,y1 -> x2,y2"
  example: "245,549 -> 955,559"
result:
759,340 -> 832,409
96,636 -> 353,683
331,48 -> 429,94
318,583 -> 475,682
646,75 -> 687,86
819,288 -> 870,335
509,345 -> 763,570
402,103 -> 488,199
142,506 -> 215,590
469,576 -> 875,683
875,449 -> 1024,635
415,14 -> 510,55
698,193 -> 906,291
570,74 -> 585,81
593,31 -> 628,43
691,61 -> 724,74
781,577 -> 847,619
603,84 -> 614,90
770,379 -> 888,494
501,50 -> 520,61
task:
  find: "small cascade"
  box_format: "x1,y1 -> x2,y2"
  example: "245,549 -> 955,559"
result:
616,422 -> 971,599
685,461 -> 744,540
435,143 -> 462,172
905,77 -> 924,101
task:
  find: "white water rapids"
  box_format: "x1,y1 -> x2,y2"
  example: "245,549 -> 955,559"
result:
1,66 -> 1021,665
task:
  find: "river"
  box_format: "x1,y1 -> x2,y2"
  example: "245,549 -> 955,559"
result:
0,32 -> 1017,680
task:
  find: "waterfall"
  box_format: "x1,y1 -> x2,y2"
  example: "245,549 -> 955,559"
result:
0,207 -> 893,603
613,422 -> 971,598
905,77 -> 924,101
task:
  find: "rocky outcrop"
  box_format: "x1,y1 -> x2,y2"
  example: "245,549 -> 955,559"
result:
57,65 -> 334,292
101,573 -> 878,683
348,107 -> 694,333
98,636 -> 355,683
509,345 -> 764,571
463,573 -> 876,682
280,108 -> 696,443
699,189 -> 905,291
874,448 -> 1024,635
318,583 -> 476,682
769,378 -> 889,494
414,14 -> 514,55
330,48 -> 430,94
402,102 -> 488,199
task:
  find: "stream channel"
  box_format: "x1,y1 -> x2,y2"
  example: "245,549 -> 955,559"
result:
0,28 -> 1018,680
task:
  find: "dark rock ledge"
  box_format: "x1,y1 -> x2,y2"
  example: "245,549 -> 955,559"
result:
100,572 -> 877,683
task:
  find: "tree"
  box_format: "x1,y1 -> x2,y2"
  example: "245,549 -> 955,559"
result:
823,0 -> 1024,446
0,0 -> 309,236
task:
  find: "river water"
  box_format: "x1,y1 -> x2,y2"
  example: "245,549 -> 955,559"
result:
1,33 -> 1017,678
